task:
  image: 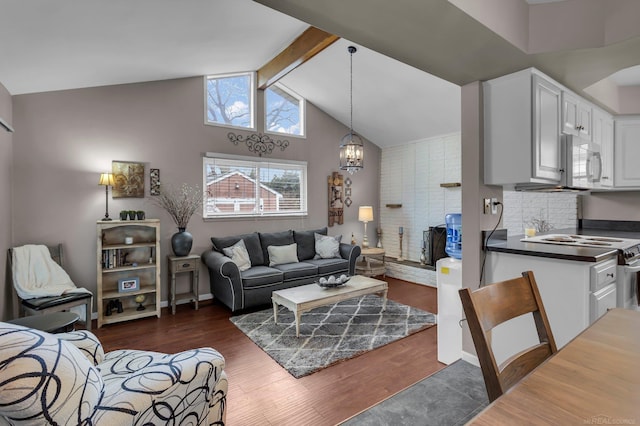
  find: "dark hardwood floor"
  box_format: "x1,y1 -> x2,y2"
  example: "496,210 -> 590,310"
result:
92,277 -> 443,426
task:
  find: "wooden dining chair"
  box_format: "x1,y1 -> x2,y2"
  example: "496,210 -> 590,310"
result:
459,270 -> 557,402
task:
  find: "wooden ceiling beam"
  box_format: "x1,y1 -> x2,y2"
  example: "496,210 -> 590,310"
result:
257,26 -> 339,90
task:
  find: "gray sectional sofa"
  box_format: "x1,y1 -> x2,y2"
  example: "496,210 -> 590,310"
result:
201,227 -> 361,312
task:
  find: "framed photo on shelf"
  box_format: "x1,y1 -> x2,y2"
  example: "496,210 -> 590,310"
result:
118,277 -> 140,293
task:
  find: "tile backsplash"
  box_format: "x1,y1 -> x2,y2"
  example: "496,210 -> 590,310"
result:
502,190 -> 579,236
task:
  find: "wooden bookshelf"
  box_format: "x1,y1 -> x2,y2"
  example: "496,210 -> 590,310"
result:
96,219 -> 161,328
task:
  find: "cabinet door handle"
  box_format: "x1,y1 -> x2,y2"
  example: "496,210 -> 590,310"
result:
606,273 -> 614,278
182,263 -> 191,268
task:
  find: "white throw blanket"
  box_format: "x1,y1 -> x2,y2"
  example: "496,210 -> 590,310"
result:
12,244 -> 88,300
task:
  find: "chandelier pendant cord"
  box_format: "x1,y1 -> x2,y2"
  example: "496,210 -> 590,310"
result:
349,45 -> 356,134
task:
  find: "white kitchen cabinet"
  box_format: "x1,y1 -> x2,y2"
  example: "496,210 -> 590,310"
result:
485,252 -> 616,366
593,107 -> 614,188
614,117 -> 640,188
562,91 -> 592,140
484,68 -> 562,185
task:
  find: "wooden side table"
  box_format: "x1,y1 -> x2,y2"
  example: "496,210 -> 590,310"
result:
167,254 -> 200,315
356,247 -> 386,277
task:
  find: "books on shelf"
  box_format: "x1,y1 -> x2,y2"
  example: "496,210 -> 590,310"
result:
101,248 -> 154,269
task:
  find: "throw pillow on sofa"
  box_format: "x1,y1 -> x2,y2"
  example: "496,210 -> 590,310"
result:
260,230 -> 294,266
222,239 -> 251,272
211,232 -> 264,266
268,243 -> 299,266
314,233 -> 342,259
293,227 -> 328,261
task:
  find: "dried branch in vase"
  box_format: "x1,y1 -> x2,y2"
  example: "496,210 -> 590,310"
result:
149,183 -> 203,229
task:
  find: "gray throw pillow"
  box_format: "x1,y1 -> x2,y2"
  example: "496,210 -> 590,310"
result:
211,232 -> 263,266
222,239 -> 251,272
294,227 -> 328,261
259,230 -> 294,266
314,233 -> 342,259
268,243 -> 299,266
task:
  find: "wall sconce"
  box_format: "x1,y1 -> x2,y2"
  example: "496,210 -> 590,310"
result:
358,205 -> 374,248
98,173 -> 115,221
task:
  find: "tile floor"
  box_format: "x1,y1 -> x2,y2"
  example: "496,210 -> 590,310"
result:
341,360 -> 488,426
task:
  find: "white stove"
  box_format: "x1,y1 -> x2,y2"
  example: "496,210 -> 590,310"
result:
521,234 -> 640,257
521,233 -> 640,310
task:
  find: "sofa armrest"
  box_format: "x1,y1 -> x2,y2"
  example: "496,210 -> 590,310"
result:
339,243 -> 361,276
201,249 -> 244,311
56,330 -> 105,365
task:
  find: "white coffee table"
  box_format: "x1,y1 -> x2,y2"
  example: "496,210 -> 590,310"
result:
271,275 -> 388,337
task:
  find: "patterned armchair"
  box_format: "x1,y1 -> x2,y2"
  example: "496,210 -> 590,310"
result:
0,322 -> 227,425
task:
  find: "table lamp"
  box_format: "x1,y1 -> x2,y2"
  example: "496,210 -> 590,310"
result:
99,172 -> 115,221
358,206 -> 374,248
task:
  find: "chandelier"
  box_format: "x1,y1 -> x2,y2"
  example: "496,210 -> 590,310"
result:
339,45 -> 364,175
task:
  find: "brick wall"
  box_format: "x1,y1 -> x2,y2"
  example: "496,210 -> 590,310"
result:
380,133 -> 461,263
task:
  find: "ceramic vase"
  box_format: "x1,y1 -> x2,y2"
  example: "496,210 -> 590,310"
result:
171,228 -> 193,256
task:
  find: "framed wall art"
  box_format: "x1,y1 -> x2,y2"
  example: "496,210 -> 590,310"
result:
118,277 -> 140,293
327,171 -> 344,226
150,168 -> 160,196
112,161 -> 145,198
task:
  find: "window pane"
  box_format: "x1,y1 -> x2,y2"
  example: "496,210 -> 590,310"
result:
203,155 -> 307,218
260,163 -> 302,213
266,85 -> 303,136
204,158 -> 258,215
206,73 -> 253,129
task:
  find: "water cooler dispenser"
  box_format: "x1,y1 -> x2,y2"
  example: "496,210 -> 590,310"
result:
445,213 -> 462,259
437,257 -> 462,364
437,213 -> 463,364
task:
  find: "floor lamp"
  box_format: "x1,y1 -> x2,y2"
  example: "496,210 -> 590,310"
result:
99,173 -> 115,221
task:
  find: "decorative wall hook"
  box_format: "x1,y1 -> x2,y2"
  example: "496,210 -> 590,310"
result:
227,132 -> 289,157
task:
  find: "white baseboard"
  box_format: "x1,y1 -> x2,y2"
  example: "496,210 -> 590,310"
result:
91,293 -> 215,320
461,350 -> 480,367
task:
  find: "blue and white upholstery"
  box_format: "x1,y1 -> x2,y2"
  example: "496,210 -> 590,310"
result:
0,322 -> 227,425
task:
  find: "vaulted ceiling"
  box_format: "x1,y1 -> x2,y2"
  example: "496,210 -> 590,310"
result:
1,0 -> 638,148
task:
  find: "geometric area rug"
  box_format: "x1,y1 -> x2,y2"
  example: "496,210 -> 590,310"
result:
230,294 -> 436,378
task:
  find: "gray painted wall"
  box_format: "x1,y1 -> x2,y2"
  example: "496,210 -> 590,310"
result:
7,76 -> 380,318
0,83 -> 12,321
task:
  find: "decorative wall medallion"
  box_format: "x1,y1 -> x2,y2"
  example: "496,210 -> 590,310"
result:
344,176 -> 352,207
227,132 -> 289,157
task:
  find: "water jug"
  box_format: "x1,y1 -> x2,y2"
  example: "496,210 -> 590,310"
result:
445,213 -> 462,259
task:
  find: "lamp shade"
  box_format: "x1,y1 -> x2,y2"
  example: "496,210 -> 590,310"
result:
358,206 -> 373,222
99,173 -> 115,186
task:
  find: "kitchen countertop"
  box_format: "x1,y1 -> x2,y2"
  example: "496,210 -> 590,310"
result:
485,220 -> 640,263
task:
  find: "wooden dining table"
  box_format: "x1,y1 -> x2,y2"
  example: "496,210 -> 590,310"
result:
468,308 -> 640,425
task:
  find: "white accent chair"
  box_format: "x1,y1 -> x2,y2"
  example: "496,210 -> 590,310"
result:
0,322 -> 227,425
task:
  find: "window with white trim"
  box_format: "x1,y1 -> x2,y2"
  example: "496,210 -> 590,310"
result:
205,72 -> 255,130
203,153 -> 307,218
265,84 -> 305,137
